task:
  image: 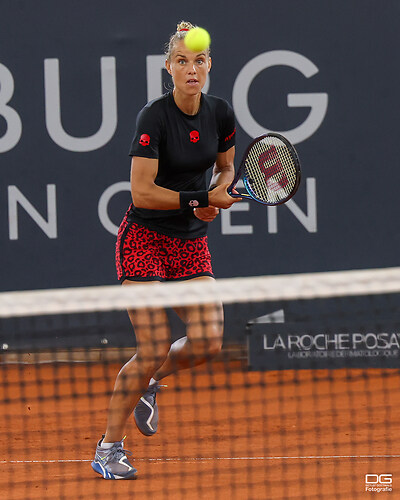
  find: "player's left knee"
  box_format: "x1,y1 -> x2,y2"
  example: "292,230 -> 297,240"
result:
205,337 -> 223,357
187,318 -> 223,357
189,336 -> 222,359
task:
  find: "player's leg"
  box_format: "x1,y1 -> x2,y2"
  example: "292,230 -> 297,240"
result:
133,277 -> 223,437
103,281 -> 171,443
153,276 -> 224,379
92,281 -> 171,478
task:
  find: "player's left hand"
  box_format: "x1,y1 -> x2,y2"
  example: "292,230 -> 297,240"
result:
193,206 -> 220,222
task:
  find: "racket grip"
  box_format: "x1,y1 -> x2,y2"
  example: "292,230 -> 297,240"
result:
229,192 -> 251,198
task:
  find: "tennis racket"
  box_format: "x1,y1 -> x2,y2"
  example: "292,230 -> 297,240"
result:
229,133 -> 301,205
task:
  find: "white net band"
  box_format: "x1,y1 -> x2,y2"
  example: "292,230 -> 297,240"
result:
1,266 -> 399,318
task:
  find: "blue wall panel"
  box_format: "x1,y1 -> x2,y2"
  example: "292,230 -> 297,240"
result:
1,1 -> 399,291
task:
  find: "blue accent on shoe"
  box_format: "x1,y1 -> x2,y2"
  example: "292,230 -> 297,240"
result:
91,435 -> 137,480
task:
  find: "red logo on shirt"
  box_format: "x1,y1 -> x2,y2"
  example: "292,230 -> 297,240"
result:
139,134 -> 150,146
224,128 -> 236,142
189,130 -> 200,143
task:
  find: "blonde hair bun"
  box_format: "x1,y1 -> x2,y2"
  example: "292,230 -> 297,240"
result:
176,21 -> 195,32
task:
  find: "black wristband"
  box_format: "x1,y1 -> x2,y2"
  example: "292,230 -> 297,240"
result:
179,190 -> 209,208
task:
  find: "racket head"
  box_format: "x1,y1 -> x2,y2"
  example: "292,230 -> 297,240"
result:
231,133 -> 301,206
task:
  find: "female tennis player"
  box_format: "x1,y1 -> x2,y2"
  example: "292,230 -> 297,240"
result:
92,20 -> 240,479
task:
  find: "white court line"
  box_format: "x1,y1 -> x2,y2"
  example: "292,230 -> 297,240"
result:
2,454 -> 400,465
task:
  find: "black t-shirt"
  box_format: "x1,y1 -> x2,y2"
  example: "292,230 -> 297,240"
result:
127,91 -> 236,239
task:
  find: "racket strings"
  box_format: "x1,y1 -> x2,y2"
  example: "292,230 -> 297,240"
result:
244,137 -> 298,204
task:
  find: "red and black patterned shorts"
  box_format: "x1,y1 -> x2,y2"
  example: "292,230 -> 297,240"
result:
116,218 -> 214,282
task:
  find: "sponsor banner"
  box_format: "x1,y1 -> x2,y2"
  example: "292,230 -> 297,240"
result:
247,321 -> 400,370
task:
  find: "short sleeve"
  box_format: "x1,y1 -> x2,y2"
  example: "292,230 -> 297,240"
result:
217,101 -> 236,153
129,103 -> 162,158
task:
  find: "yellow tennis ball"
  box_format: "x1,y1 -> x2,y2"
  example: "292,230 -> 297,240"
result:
184,27 -> 211,52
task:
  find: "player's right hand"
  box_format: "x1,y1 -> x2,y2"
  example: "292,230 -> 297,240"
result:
194,206 -> 220,222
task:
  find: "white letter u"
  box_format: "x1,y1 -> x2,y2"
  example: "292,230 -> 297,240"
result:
44,57 -> 117,152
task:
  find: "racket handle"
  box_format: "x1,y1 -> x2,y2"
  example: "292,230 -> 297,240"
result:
229,192 -> 251,198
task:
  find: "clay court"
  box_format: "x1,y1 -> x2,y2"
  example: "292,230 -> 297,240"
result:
1,358 -> 399,499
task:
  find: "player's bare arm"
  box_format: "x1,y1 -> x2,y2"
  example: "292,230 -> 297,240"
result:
131,154 -> 240,211
210,145 -> 236,188
130,157 -> 180,209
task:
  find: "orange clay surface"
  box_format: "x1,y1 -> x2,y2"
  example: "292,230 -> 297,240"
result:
1,360 -> 400,500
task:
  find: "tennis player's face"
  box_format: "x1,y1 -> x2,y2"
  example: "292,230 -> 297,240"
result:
166,40 -> 211,96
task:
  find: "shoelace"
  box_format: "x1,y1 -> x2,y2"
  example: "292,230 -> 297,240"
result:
106,445 -> 133,463
151,384 -> 167,392
145,384 -> 167,404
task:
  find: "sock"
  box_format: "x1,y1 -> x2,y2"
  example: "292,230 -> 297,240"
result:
100,439 -> 114,449
149,377 -> 158,387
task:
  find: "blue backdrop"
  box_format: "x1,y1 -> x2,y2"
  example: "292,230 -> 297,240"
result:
1,0 -> 399,292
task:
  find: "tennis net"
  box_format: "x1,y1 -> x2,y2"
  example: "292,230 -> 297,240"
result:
1,267 -> 400,499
